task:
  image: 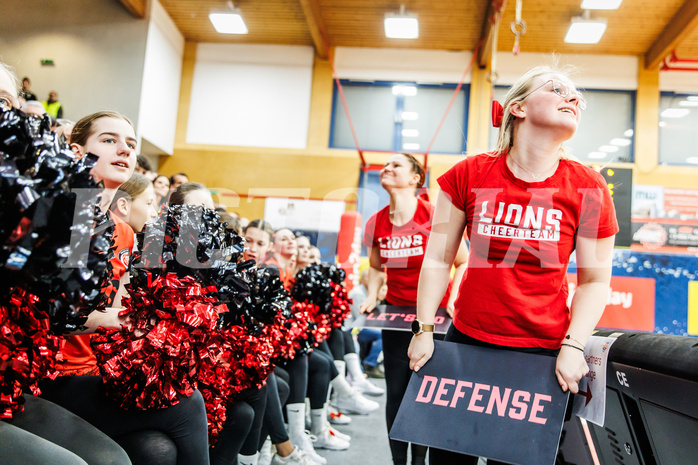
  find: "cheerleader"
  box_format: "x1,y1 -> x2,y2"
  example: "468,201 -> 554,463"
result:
242,220 -> 315,465
0,61 -> 131,465
39,112 -> 210,465
360,152 -> 468,465
408,64 -> 617,464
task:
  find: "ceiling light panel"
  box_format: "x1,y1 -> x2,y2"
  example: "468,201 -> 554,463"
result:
209,11 -> 248,34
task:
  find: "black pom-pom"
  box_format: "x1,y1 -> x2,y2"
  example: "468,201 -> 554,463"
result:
0,108 -> 114,419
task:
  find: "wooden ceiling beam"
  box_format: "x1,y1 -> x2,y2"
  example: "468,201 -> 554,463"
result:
299,0 -> 328,59
645,0 -> 698,70
477,0 -> 508,69
118,0 -> 147,19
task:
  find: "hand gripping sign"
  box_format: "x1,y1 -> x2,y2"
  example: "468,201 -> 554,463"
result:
572,334 -> 618,427
390,340 -> 569,465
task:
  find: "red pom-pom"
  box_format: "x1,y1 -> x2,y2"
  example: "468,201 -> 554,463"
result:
0,290 -> 61,420
197,325 -> 274,442
91,273 -> 227,410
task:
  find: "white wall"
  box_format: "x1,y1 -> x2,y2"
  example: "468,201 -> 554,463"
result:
137,0 -> 184,156
492,52 -> 639,90
0,0 -> 149,125
186,43 -> 314,149
332,49 -> 638,90
334,47 -> 473,84
660,70 -> 698,93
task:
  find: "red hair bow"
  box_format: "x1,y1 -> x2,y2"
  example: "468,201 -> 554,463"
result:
491,100 -> 504,128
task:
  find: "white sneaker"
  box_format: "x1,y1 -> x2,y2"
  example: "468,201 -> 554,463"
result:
331,390 -> 379,415
259,437 -> 272,465
270,446 -> 315,465
327,425 -> 351,443
327,405 -> 352,425
311,427 -> 350,450
290,431 -> 326,465
352,377 -> 385,396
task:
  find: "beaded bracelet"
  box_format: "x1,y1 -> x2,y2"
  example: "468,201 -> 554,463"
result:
561,343 -> 584,353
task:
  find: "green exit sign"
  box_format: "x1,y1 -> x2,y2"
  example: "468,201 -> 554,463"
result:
40,59 -> 55,66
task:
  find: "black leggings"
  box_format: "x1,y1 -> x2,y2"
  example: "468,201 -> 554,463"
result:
383,329 -> 435,465
327,329 -> 356,360
116,431 -> 176,465
1,394 -> 130,465
283,355 -> 309,405
428,325 -> 557,465
211,384 -> 268,465
307,350 -> 332,409
260,373 -> 291,447
39,375 -> 209,465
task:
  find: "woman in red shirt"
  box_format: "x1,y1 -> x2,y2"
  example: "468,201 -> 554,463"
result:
408,65 -> 618,464
361,153 -> 468,465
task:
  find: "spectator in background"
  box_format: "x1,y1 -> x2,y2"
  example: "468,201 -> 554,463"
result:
42,90 -> 63,119
169,172 -> 189,190
293,235 -> 313,275
169,182 -> 214,210
308,246 -> 321,264
135,155 -> 157,181
262,228 -> 297,289
23,100 -> 46,117
152,174 -> 170,208
19,77 -> 37,102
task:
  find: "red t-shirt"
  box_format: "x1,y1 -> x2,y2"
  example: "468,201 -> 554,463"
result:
363,198 -> 450,307
261,255 -> 294,291
58,213 -> 135,373
438,152 -> 618,349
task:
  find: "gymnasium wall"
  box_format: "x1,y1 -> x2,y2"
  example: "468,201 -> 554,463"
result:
137,0 -> 185,159
161,45 -> 698,220
0,0 -> 149,127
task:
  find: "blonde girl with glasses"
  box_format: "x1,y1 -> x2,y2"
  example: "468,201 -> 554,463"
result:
408,63 -> 618,465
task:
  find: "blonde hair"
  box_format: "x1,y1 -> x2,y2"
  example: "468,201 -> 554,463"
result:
110,173 -> 152,210
0,62 -> 20,98
494,59 -> 579,154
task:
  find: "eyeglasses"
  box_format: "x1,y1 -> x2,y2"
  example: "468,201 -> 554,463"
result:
520,79 -> 587,111
0,94 -> 14,111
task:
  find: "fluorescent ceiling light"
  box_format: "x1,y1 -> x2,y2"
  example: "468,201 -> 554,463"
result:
385,6 -> 419,39
402,129 -> 419,137
687,96 -> 698,101
686,157 -> 698,164
581,0 -> 622,10
564,17 -> 607,44
659,121 -> 667,127
209,10 -> 248,34
661,108 -> 690,118
588,152 -> 607,159
623,129 -> 634,137
403,143 -> 420,150
401,111 -> 419,121
392,85 -> 418,96
599,145 -> 619,153
610,138 -> 631,146
679,100 -> 698,107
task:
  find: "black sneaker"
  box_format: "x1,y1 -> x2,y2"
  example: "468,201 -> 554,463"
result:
363,363 -> 385,379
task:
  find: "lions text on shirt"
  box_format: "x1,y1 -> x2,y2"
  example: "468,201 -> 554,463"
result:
438,153 -> 618,348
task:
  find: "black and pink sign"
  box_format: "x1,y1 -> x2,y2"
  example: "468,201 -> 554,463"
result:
390,340 -> 569,465
359,305 -> 451,333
